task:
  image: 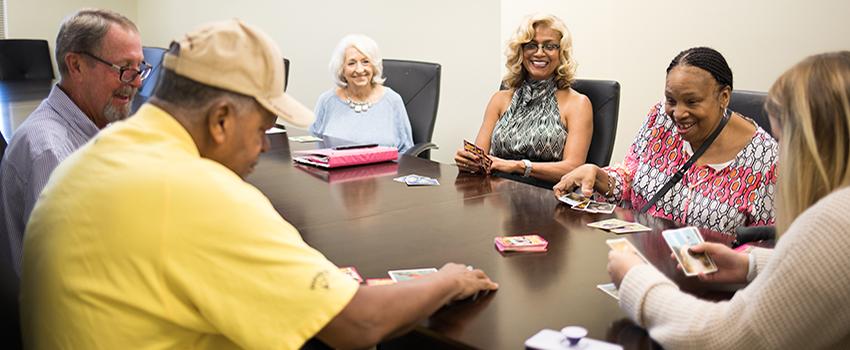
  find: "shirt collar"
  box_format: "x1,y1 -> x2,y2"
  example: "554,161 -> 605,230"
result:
130,103 -> 201,157
45,85 -> 99,138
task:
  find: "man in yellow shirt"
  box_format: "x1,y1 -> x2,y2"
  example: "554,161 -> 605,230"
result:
20,19 -> 498,349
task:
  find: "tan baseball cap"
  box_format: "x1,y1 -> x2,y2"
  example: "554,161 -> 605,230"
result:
163,19 -> 313,126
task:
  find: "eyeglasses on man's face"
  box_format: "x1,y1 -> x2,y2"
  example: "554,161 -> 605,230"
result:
522,41 -> 560,53
80,52 -> 152,83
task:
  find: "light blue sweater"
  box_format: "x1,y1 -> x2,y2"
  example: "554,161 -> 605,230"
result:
309,87 -> 413,153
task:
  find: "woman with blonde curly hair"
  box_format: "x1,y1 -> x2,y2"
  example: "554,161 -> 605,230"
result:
455,14 -> 592,183
607,51 -> 850,349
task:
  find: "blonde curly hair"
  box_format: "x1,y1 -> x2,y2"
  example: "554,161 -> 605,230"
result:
502,14 -> 576,90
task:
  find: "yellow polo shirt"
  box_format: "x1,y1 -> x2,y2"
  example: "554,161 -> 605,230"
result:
21,104 -> 358,349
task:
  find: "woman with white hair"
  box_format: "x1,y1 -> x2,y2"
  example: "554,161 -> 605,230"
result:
309,34 -> 413,153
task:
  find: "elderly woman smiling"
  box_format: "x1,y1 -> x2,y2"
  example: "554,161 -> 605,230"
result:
309,34 -> 413,153
455,14 -> 593,183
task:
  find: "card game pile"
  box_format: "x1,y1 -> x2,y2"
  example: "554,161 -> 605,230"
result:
393,174 -> 440,186
557,192 -> 616,214
339,266 -> 440,285
587,218 -> 652,234
661,227 -> 718,276
494,234 -> 549,252
288,135 -> 322,142
463,140 -> 492,173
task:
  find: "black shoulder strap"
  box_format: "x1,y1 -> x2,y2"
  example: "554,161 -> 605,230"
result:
639,109 -> 732,214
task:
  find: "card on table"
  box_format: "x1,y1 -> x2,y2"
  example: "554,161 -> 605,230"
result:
339,266 -> 363,283
388,268 -> 439,282
596,283 -> 620,301
288,135 -> 322,142
587,218 -> 632,230
662,227 -> 718,277
609,222 -> 652,234
366,278 -> 396,286
605,238 -> 649,263
404,175 -> 440,186
584,201 -> 616,214
494,234 -> 549,252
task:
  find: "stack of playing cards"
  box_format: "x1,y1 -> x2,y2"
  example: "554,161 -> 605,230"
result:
558,192 -> 616,214
339,266 -> 363,283
587,218 -> 652,234
393,174 -> 440,186
662,227 -> 718,276
463,140 -> 492,173
387,268 -> 439,282
494,234 -> 549,252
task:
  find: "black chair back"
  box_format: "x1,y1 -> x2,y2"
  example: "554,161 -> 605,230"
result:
0,39 -> 55,81
571,79 -> 620,167
283,58 -> 290,92
131,47 -> 166,113
381,59 -> 441,159
729,89 -> 773,138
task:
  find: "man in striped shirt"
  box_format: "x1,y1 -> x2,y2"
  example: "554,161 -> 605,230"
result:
0,9 -> 147,276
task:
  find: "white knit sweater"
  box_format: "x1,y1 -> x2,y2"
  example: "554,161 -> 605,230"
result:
619,186 -> 850,349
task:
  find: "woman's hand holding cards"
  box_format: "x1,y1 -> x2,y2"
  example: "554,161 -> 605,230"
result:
554,164 -> 603,198
672,243 -> 749,283
607,250 -> 647,288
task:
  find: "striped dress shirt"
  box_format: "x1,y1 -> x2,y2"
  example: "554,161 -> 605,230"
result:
0,85 -> 98,276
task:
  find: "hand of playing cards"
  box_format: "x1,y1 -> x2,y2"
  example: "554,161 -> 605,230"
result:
462,140 -> 492,174
558,192 -> 616,214
662,227 -> 718,276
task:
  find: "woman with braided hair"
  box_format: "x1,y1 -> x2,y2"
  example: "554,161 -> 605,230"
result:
554,47 -> 778,234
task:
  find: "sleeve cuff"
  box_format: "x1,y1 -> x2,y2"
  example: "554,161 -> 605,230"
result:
618,264 -> 677,327
745,253 -> 757,282
750,247 -> 773,278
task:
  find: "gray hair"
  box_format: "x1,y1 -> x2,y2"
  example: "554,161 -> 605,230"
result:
55,8 -> 138,78
328,34 -> 386,88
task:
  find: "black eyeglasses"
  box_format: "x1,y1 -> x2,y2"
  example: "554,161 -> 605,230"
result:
80,52 -> 152,83
522,41 -> 560,53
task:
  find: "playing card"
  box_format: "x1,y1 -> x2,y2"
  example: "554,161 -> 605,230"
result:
366,278 -> 396,286
584,201 -> 616,214
404,175 -> 440,186
596,283 -> 620,301
288,135 -> 322,142
609,222 -> 652,234
388,268 -> 439,282
494,234 -> 549,252
558,191 -> 588,206
463,140 -> 492,171
587,218 -> 632,230
662,227 -> 718,277
339,266 -> 363,283
605,238 -> 649,263
571,199 -> 592,211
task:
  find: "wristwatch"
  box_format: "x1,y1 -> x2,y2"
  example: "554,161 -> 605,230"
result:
521,159 -> 533,177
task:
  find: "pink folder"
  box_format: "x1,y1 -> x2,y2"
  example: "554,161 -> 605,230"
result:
292,146 -> 398,168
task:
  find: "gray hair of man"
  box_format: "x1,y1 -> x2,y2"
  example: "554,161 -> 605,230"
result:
55,8 -> 139,79
328,34 -> 386,88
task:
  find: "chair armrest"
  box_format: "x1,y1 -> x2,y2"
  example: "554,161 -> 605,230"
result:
405,142 -> 439,158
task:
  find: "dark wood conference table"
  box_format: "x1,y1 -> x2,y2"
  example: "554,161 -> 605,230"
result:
249,130 -> 738,349
0,83 -> 737,349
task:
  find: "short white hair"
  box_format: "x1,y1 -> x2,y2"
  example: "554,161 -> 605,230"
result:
329,34 -> 386,88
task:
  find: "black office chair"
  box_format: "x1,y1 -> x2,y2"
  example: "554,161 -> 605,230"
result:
131,46 -> 166,113
571,79 -> 620,167
283,58 -> 290,92
381,59 -> 441,159
0,39 -> 55,81
730,89 -> 773,138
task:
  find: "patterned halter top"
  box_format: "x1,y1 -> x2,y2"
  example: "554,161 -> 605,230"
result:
491,78 -> 566,161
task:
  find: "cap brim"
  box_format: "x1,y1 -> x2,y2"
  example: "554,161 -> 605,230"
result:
257,93 -> 314,127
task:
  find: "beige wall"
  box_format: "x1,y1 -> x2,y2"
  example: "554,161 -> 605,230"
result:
7,0 -> 850,163
502,0 -> 850,163
136,0 -> 502,164
6,0 -> 138,78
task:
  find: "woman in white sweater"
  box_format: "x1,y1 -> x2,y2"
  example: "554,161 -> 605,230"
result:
607,51 -> 850,349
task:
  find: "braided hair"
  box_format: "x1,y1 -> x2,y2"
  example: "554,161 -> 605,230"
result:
666,47 -> 733,90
